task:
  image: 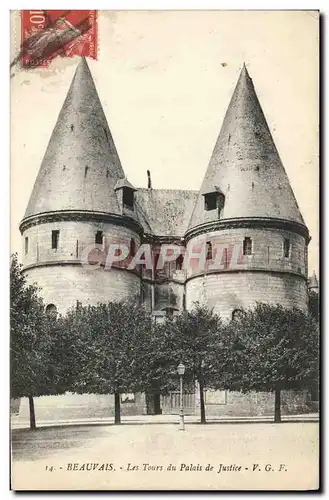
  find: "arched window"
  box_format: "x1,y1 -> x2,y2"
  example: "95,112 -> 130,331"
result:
130,238 -> 136,257
45,304 -> 57,317
232,309 -> 244,321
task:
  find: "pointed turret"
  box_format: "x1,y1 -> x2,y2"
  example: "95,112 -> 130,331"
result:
187,64 -> 306,232
23,58 -> 125,220
308,271 -> 319,292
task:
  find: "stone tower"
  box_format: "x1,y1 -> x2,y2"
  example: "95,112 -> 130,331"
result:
185,64 -> 310,319
19,58 -> 142,314
17,60 -> 313,421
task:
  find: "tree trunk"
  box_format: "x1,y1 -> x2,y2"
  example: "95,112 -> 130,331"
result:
114,392 -> 121,424
199,378 -> 206,424
274,389 -> 281,423
28,395 -> 36,430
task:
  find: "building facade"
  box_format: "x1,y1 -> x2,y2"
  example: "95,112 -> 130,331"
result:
18,58 -> 315,419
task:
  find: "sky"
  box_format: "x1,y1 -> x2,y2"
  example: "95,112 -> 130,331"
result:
10,10 -> 319,275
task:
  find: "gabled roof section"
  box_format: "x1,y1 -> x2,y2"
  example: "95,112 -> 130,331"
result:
188,64 -> 306,231
201,185 -> 225,196
135,189 -> 198,237
114,178 -> 137,191
23,58 -> 125,219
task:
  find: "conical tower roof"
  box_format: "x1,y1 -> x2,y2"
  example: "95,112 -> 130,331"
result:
187,64 -> 306,232
23,58 -> 125,219
308,270 -> 319,290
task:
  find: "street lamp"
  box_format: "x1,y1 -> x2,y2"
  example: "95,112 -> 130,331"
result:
177,362 -> 186,431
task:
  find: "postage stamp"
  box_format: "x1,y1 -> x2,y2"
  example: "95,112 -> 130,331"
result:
19,10 -> 97,68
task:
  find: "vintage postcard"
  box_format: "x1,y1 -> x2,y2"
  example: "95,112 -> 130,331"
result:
10,10 -> 319,491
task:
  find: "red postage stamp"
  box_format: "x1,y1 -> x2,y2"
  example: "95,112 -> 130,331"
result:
20,10 -> 97,68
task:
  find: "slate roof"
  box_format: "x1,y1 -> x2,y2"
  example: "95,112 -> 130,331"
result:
188,64 -> 306,231
135,188 -> 198,237
23,58 -> 125,219
22,60 -> 307,244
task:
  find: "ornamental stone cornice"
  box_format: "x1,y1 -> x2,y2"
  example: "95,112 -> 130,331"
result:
184,217 -> 310,243
19,210 -> 144,236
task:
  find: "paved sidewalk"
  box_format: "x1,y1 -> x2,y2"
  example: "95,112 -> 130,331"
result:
11,412 -> 319,430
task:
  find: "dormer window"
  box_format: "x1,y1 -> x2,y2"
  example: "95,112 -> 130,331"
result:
114,178 -> 136,212
203,189 -> 225,218
123,188 -> 134,210
204,193 -> 218,211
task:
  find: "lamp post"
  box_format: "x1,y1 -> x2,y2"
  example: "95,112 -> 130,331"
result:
177,362 -> 185,431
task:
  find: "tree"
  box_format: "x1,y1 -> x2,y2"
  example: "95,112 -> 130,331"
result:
64,301 -> 153,424
308,290 -> 319,322
145,304 -> 224,424
10,254 -> 60,429
220,303 -> 319,422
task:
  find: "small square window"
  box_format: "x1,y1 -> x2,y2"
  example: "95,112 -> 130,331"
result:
283,238 -> 291,258
243,237 -> 252,256
24,237 -> 28,255
223,248 -> 228,268
176,253 -> 184,270
206,241 -> 212,260
121,393 -> 135,403
130,238 -> 136,257
52,230 -> 59,250
95,231 -> 103,245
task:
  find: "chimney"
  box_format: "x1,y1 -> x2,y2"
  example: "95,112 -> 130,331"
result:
147,170 -> 152,189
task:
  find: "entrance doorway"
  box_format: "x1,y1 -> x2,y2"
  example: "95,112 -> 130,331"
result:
146,393 -> 162,415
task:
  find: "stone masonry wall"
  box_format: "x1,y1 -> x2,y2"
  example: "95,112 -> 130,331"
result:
185,226 -> 308,318
18,393 -> 147,421
200,390 -> 311,417
186,271 -> 308,319
24,264 -> 141,314
22,220 -> 141,313
185,227 -> 307,279
22,220 -> 140,269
